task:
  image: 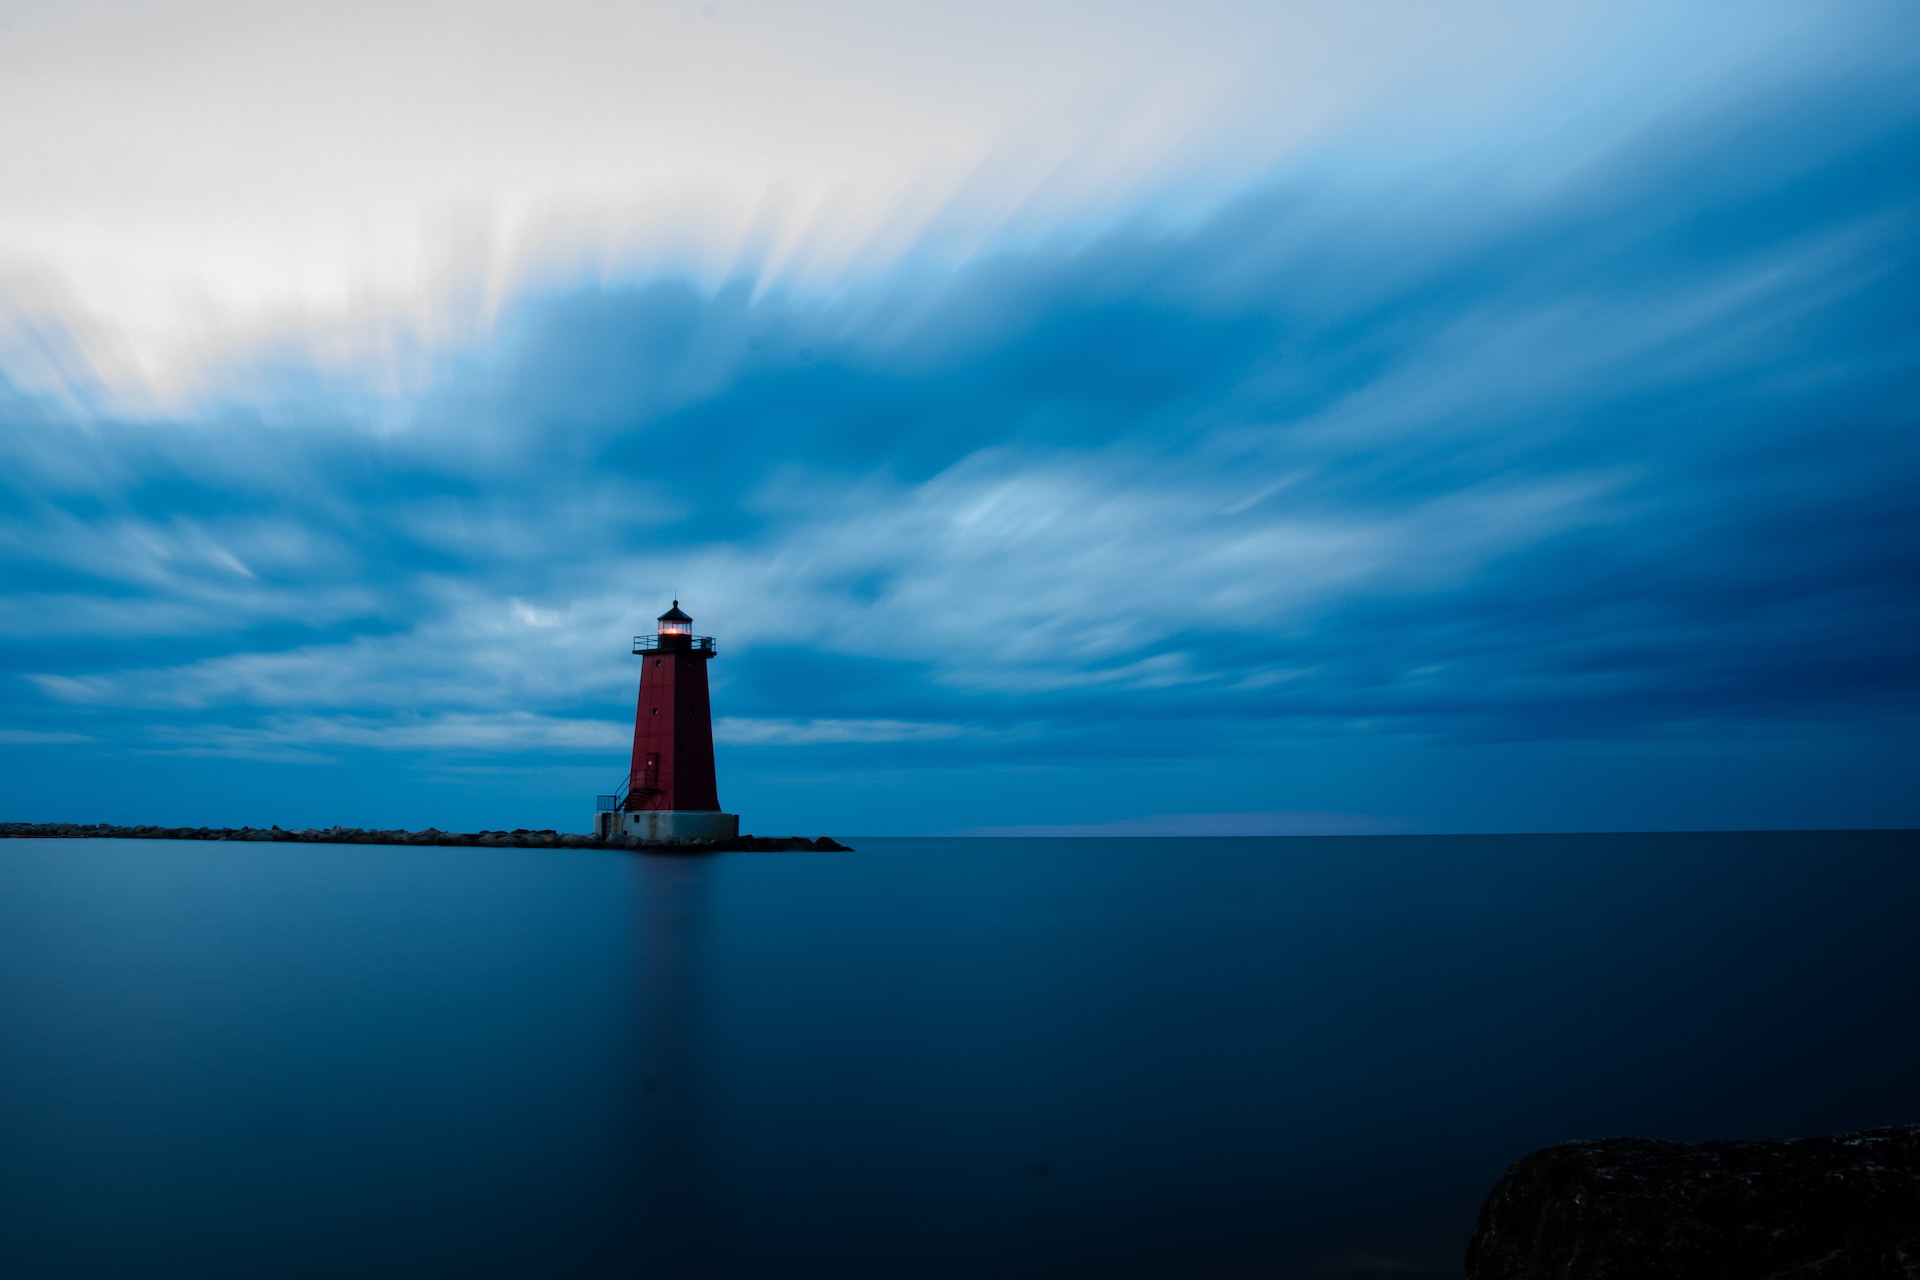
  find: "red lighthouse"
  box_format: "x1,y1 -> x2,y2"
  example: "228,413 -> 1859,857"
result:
594,601 -> 740,843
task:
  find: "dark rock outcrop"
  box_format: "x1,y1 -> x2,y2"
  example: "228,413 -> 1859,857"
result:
1466,1125 -> 1920,1279
2,821 -> 850,854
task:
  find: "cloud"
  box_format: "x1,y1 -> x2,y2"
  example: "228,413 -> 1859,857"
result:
1,14 -> 1917,830
146,713 -> 627,761
0,729 -> 93,745
965,812 -> 1410,837
3,0 -> 1801,393
715,718 -> 969,746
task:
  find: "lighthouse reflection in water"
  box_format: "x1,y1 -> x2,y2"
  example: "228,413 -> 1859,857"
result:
0,831 -> 1916,1278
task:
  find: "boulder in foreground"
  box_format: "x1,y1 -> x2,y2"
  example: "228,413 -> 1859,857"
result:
1466,1125 -> 1920,1279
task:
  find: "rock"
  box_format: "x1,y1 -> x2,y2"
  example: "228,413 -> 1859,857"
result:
4,820 -> 851,855
1465,1125 -> 1920,1279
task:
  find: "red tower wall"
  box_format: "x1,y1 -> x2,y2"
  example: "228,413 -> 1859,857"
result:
627,649 -> 720,811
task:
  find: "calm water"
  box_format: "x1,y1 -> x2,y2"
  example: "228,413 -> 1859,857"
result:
1,832 -> 1916,1278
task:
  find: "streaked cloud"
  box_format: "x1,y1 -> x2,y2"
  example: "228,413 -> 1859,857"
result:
147,713 -> 628,761
1,0 -> 1915,831
0,0 -> 1863,399
715,718 -> 970,747
0,729 -> 93,745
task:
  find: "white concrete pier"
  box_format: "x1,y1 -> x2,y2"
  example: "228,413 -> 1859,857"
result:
594,810 -> 740,843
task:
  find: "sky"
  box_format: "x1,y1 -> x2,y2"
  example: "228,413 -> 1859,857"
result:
1,0 -> 1916,835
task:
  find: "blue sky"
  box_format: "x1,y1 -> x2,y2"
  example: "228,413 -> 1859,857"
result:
2,0 -> 1916,834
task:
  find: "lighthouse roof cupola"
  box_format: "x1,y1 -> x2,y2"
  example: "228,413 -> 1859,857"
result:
657,601 -> 693,637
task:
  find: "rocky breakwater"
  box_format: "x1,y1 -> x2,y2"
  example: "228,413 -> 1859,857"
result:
1466,1125 -> 1920,1278
2,821 -> 849,853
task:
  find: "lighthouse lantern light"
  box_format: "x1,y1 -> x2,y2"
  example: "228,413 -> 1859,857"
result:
657,600 -> 693,638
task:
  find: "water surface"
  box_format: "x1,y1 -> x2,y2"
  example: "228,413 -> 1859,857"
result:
2,832 -> 1916,1277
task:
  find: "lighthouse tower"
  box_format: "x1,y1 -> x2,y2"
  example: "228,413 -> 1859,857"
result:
594,601 -> 740,843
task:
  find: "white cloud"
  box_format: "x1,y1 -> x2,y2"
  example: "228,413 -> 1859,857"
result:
511,599 -> 564,628
0,729 -> 93,745
0,0 -> 1796,400
148,712 -> 626,759
692,456 -> 1618,682
715,717 -> 969,746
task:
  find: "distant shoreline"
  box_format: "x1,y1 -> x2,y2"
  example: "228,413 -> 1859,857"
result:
0,821 -> 848,853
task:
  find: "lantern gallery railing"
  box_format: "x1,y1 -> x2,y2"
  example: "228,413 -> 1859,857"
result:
632,634 -> 716,655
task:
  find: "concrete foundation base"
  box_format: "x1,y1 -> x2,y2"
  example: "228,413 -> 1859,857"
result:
595,810 -> 740,843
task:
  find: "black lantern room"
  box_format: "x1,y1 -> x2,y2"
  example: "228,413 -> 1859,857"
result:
657,601 -> 693,638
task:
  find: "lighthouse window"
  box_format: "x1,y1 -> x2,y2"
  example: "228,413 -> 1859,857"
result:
652,707 -> 659,715
654,659 -> 661,668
